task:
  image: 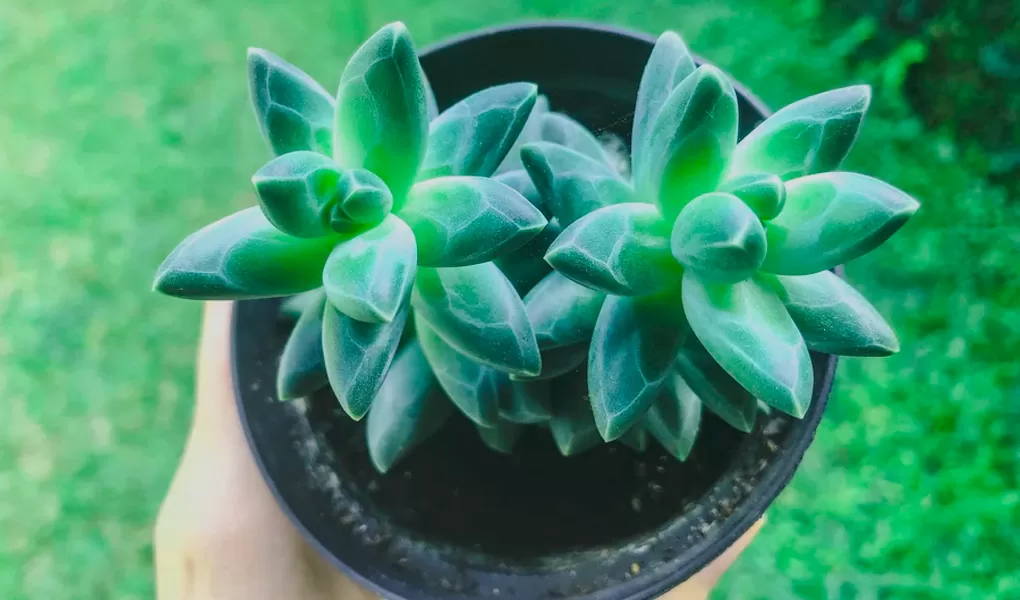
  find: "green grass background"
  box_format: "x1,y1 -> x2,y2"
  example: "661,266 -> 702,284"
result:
1,0 -> 1017,598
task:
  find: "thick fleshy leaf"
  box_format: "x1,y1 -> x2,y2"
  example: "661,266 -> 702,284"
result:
334,23 -> 428,202
415,318 -> 500,426
589,292 -> 690,441
477,420 -> 525,454
511,342 -> 588,382
549,368 -> 602,456
524,271 -> 606,349
768,271 -> 899,356
366,341 -> 453,473
412,264 -> 541,376
400,177 -> 547,267
332,168 -> 393,230
619,426 -> 649,452
280,289 -> 323,320
545,203 -> 681,296
494,218 -> 561,294
154,208 -> 340,299
252,151 -> 342,238
645,373 -> 702,460
489,168 -> 559,293
640,65 -> 738,220
277,290 -> 328,401
762,172 -> 919,275
719,173 -> 786,221
539,112 -> 610,165
499,378 -> 552,424
247,49 -> 335,156
419,83 -> 538,180
632,31 -> 697,179
493,169 -> 543,212
729,86 -> 871,181
682,273 -> 812,417
322,215 -> 416,323
670,192 -> 767,284
520,142 -> 633,227
322,298 -> 409,419
675,341 -> 757,433
496,94 -> 549,173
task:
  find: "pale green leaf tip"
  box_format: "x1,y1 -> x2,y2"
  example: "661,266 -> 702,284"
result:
595,412 -> 631,443
369,449 -> 395,474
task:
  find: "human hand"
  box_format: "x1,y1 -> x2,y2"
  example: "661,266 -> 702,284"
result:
154,301 -> 762,600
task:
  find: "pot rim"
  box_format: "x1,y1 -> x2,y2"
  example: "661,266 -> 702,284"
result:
232,19 -> 838,600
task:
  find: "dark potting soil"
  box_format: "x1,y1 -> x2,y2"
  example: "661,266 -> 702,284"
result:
301,384 -> 746,558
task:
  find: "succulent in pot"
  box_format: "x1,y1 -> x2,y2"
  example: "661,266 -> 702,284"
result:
522,30 -> 919,451
153,21 -> 924,599
154,22 -> 584,471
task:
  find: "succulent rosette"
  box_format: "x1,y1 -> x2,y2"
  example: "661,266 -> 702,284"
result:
523,31 -> 919,454
154,23 -> 556,470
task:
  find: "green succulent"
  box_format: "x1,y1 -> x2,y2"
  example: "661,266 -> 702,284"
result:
525,30 -> 919,445
153,22 -> 558,470
154,25 -> 919,473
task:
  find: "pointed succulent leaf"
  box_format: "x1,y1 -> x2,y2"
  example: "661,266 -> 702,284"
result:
252,151 -> 343,238
399,177 -> 547,267
322,298 -> 409,420
419,83 -> 538,179
322,215 -> 416,323
645,373 -> 702,460
670,192 -> 767,284
366,341 -> 453,473
521,142 -> 632,227
499,378 -> 552,424
640,65 -> 739,220
415,318 -> 501,426
524,271 -> 606,349
619,426 -> 649,452
511,342 -> 588,382
154,208 -> 340,299
280,289 -> 323,320
277,290 -> 328,401
549,369 -> 602,456
494,217 -> 561,294
412,264 -> 541,376
675,341 -> 757,433
719,172 -> 786,220
589,292 -> 690,441
632,31 -> 697,178
247,49 -> 335,156
768,271 -> 899,356
496,94 -> 549,174
493,169 -> 543,212
539,112 -> 610,165
334,23 -> 428,202
762,172 -> 919,275
477,420 -> 525,454
729,86 -> 871,181
331,168 -> 393,230
682,273 -> 813,417
545,203 -> 681,296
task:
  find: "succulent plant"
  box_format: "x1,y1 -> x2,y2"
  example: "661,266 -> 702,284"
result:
524,31 -> 919,446
153,22 -> 561,469
154,24 -> 918,473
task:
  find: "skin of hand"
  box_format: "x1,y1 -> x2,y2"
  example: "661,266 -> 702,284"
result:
154,301 -> 763,600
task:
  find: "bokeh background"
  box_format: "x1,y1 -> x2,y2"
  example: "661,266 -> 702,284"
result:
1,0 -> 1018,598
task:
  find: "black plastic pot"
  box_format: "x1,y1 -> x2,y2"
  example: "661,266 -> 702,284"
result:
234,21 -> 838,600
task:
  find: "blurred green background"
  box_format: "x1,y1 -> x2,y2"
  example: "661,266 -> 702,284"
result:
1,0 -> 1017,598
